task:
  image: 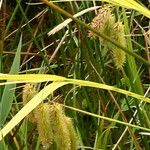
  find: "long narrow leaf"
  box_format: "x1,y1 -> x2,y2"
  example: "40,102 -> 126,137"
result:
0,82 -> 68,141
64,105 -> 150,132
103,0 -> 150,18
0,36 -> 21,126
0,74 -> 149,103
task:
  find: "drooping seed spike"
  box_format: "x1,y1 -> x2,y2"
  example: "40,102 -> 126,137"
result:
111,22 -> 126,69
35,103 -> 53,149
65,117 -> 79,150
22,84 -> 37,123
49,103 -> 71,150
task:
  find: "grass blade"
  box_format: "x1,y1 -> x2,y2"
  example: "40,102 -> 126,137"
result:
0,82 -> 67,141
0,36 -> 21,126
0,74 -> 149,103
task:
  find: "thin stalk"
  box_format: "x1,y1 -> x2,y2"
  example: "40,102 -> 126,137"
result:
63,104 -> 150,132
16,0 -> 53,72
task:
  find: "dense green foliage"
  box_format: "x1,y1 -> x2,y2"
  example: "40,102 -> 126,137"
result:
0,0 -> 150,150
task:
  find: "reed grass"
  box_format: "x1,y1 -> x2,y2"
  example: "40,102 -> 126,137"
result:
0,0 -> 150,149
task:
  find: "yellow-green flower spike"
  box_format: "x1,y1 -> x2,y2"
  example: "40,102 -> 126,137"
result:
65,117 -> 79,150
22,84 -> 37,123
50,103 -> 71,150
88,6 -> 115,42
111,22 -> 126,69
35,103 -> 53,149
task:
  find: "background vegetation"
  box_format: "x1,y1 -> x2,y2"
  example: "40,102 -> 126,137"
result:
0,0 -> 150,150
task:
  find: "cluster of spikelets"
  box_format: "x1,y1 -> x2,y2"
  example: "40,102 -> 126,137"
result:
22,84 -> 78,150
88,5 -> 126,69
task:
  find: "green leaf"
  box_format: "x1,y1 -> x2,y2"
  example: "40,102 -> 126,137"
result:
0,35 -> 21,126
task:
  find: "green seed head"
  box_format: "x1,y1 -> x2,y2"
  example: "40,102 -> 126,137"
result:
50,103 -> 71,150
88,6 -> 115,41
111,22 -> 126,69
22,84 -> 37,123
35,103 -> 53,149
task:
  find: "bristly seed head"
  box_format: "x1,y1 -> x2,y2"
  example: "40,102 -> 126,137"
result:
49,103 -> 71,150
65,117 -> 79,150
88,6 -> 126,69
22,84 -> 36,105
110,22 -> 126,69
88,6 -> 115,40
30,101 -> 78,150
35,103 -> 53,149
22,84 -> 37,123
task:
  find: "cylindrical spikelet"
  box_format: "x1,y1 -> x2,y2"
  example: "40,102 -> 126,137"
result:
49,103 -> 71,150
110,22 -> 126,69
65,117 -> 79,150
35,103 -> 53,149
88,6 -> 115,42
88,6 -> 126,69
22,84 -> 36,105
22,84 -> 37,123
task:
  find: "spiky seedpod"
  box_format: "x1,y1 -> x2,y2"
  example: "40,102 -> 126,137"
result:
88,5 -> 126,69
35,103 -> 53,149
110,22 -> 126,69
22,84 -> 37,123
22,84 -> 36,104
34,102 -> 78,149
65,117 -> 79,150
49,103 -> 71,150
88,6 -> 115,43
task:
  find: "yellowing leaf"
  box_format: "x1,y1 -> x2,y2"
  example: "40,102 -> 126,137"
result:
0,82 -> 68,141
